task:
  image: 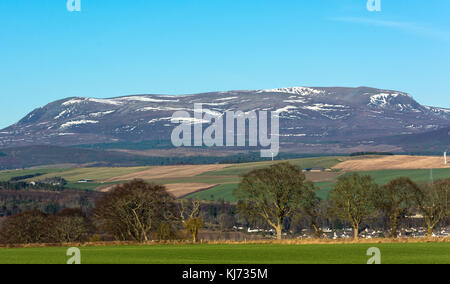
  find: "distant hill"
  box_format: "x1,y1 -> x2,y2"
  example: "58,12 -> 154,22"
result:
0,145 -> 145,169
0,145 -> 326,170
0,86 -> 449,153
376,126 -> 450,152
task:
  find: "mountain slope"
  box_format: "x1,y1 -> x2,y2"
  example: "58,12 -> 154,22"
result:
376,126 -> 450,152
0,87 -> 449,152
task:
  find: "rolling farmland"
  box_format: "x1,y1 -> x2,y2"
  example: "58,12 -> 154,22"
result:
1,155 -> 449,264
1,155 -> 449,201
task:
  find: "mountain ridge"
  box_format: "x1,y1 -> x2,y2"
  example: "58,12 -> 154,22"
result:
1,86 -> 449,153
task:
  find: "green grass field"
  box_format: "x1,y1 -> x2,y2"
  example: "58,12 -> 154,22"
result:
30,167 -> 153,183
0,168 -> 68,181
188,184 -> 239,202
356,168 -> 450,185
187,168 -> 450,201
0,166 -> 154,183
0,243 -> 449,264
313,168 -> 450,200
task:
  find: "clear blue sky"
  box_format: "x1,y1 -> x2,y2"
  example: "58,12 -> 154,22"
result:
1,0 -> 449,128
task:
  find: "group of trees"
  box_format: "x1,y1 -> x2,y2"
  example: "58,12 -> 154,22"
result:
0,162 -> 448,244
94,180 -> 205,242
0,208 -> 93,244
236,163 -> 450,240
0,177 -> 92,218
0,180 -> 205,244
0,179 -> 66,192
330,173 -> 449,239
0,189 -> 98,217
8,173 -> 45,182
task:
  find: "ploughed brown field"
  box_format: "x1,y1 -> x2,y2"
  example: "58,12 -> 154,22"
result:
333,155 -> 450,171
102,164 -> 231,182
100,182 -> 218,198
99,164 -> 230,196
165,183 -> 219,198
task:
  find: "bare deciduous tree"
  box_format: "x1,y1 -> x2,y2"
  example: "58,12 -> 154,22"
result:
299,182 -> 327,238
234,162 -> 307,240
45,208 -> 94,243
94,180 -> 177,242
329,173 -> 378,240
375,177 -> 419,238
179,199 -> 204,242
414,179 -> 450,238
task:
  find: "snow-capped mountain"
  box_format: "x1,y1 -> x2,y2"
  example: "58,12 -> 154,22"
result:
0,86 -> 449,151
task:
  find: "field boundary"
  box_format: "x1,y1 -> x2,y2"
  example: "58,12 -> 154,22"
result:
176,184 -> 219,199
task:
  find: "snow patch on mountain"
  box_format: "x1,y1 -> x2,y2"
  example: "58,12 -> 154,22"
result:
171,117 -> 209,124
89,110 -> 116,117
55,110 -> 71,119
275,106 -> 298,114
60,120 -> 99,129
117,96 -> 180,103
215,97 -> 238,101
283,98 -> 308,104
62,98 -> 123,106
302,104 -> 348,112
148,118 -> 172,124
62,99 -> 85,106
194,108 -> 223,117
426,106 -> 450,114
369,93 -> 400,107
87,98 -> 123,105
260,87 -> 324,96
279,133 -> 307,137
137,107 -> 187,112
198,102 -> 230,106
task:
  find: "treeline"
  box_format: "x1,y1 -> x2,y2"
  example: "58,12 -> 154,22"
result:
0,181 -> 240,244
75,139 -> 175,151
0,209 -> 94,244
0,190 -> 100,217
0,179 -> 66,192
0,165 -> 449,245
9,173 -> 45,182
0,181 -> 205,244
0,177 -> 94,217
235,163 -> 450,240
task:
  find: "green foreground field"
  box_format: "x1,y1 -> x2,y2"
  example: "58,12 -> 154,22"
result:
0,243 -> 449,264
